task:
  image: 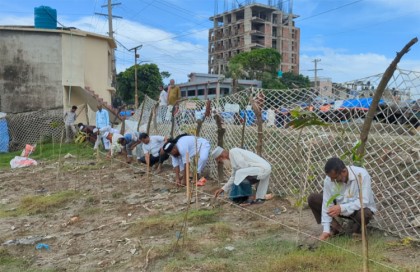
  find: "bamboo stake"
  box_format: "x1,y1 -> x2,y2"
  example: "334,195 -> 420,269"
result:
194,135 -> 199,209
240,112 -> 247,148
358,173 -> 369,272
186,152 -> 190,199
146,153 -> 151,193
357,38 -> 418,158
136,100 -> 146,132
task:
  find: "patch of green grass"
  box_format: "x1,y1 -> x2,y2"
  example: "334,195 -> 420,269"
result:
131,209 -> 220,237
0,142 -> 94,169
0,248 -> 57,272
161,232 -> 400,272
210,222 -> 233,240
0,190 -> 80,217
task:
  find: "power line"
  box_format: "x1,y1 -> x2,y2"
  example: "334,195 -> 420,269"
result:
297,0 -> 364,22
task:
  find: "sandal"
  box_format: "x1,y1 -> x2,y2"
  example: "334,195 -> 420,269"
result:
196,177 -> 207,186
253,199 -> 265,204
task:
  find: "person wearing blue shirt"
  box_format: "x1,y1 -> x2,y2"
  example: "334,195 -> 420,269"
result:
94,104 -> 111,150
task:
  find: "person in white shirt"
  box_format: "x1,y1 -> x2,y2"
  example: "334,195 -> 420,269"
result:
158,86 -> 168,123
163,134 -> 210,186
213,147 -> 271,205
308,157 -> 377,241
95,104 -> 111,150
103,131 -> 123,158
64,105 -> 77,143
138,133 -> 169,172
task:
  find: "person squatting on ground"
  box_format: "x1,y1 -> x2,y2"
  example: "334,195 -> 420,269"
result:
64,105 -> 77,143
94,104 -> 110,150
117,132 -> 142,163
163,134 -> 210,186
138,133 -> 169,172
213,147 -> 271,206
77,123 -> 97,144
307,157 -> 377,241
104,131 -> 123,158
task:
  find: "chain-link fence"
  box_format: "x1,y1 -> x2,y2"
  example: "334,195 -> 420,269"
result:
129,68 -> 420,240
6,108 -> 65,151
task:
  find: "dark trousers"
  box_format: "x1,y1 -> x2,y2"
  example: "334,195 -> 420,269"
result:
139,153 -> 169,166
307,193 -> 374,234
230,176 -> 259,203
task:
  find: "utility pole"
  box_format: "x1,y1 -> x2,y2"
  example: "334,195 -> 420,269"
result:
308,59 -> 323,95
96,1 -> 122,90
129,45 -> 143,109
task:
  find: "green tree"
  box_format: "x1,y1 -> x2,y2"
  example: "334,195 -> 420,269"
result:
226,62 -> 248,94
280,72 -> 311,89
116,63 -> 169,104
229,48 -> 281,81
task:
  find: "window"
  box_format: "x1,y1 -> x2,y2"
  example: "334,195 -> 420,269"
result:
188,90 -> 196,97
198,89 -> 204,96
208,88 -> 216,95
181,91 -> 187,97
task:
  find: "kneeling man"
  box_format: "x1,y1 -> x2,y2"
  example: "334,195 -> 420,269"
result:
213,147 -> 271,205
308,157 -> 377,241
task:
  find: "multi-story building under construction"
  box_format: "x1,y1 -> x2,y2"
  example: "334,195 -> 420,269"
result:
208,1 -> 300,75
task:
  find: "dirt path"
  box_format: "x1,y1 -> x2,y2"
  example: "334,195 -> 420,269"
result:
0,159 -> 418,272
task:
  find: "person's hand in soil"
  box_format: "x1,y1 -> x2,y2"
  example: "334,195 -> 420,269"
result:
319,232 -> 331,241
214,188 -> 224,198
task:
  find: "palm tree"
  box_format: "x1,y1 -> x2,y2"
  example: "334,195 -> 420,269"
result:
227,62 -> 248,94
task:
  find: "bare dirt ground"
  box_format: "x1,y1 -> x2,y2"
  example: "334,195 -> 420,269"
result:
0,156 -> 419,272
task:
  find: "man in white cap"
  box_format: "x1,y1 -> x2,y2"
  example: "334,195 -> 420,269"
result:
212,146 -> 271,205
163,134 -> 210,186
104,131 -> 123,158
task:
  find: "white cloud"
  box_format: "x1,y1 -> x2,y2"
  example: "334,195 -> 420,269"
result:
300,47 -> 420,83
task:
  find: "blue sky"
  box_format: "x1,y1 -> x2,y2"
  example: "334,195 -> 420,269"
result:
1,0 -> 420,85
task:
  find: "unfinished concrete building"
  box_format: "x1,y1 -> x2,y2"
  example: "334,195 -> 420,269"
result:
208,2 -> 300,75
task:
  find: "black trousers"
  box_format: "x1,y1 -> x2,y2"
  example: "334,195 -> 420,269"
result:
139,153 -> 169,166
307,192 -> 374,234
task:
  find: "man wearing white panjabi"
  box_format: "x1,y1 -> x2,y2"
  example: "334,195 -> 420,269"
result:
162,134 -> 210,186
213,147 -> 271,206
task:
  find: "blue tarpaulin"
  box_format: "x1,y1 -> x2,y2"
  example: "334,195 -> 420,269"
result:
341,98 -> 384,109
239,110 -> 268,126
0,118 -> 9,153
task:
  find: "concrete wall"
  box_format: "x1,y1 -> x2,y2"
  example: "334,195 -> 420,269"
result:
0,30 -> 63,113
83,35 -> 113,104
62,33 -> 113,107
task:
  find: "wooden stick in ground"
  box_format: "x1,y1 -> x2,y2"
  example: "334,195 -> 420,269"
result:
147,102 -> 159,134
136,100 -> 146,132
194,134 -> 199,209
240,113 -> 247,148
215,114 -> 226,186
357,37 -> 418,159
186,152 -> 190,199
358,173 -> 369,272
250,95 -> 264,156
84,103 -> 89,125
146,153 -> 151,193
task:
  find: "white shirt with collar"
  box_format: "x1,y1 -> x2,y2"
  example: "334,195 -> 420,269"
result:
321,165 -> 377,233
142,135 -> 165,157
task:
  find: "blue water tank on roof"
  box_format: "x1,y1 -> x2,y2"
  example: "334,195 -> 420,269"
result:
34,6 -> 57,29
